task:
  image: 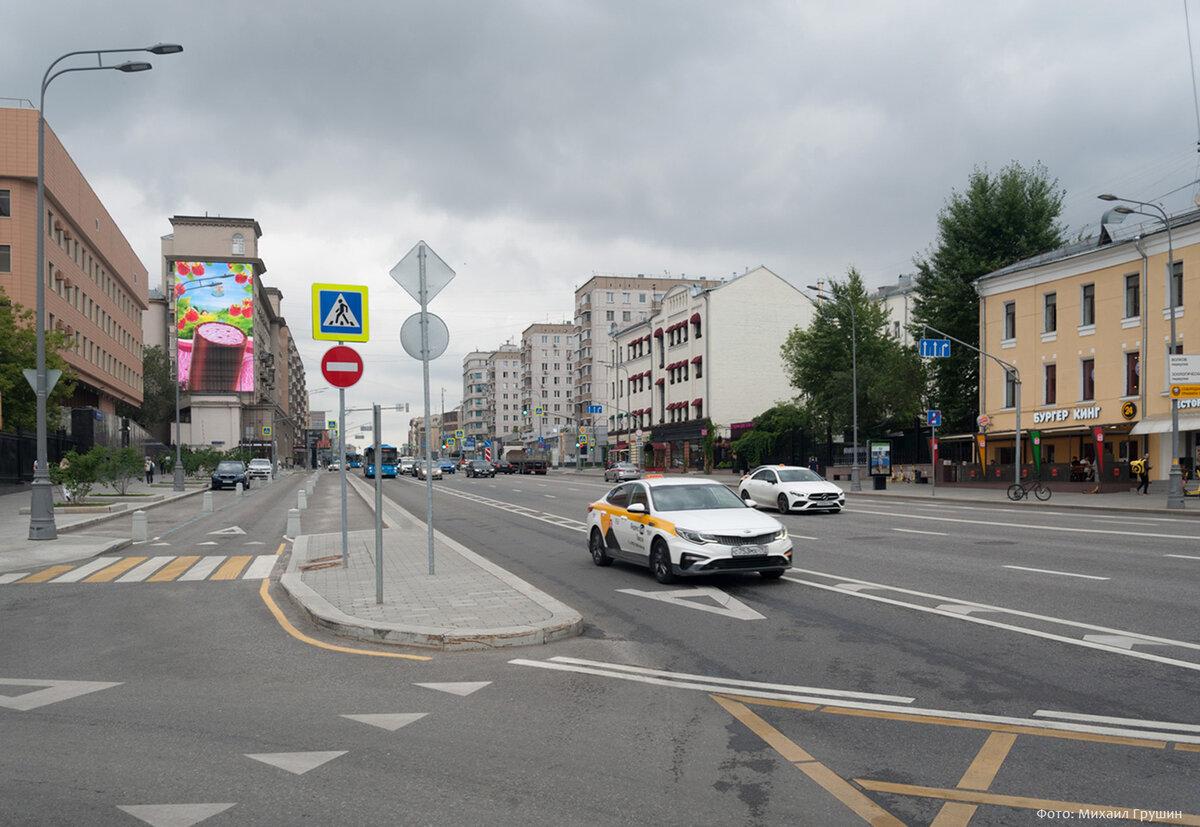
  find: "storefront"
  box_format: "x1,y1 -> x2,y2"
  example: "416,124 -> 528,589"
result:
647,421 -> 706,472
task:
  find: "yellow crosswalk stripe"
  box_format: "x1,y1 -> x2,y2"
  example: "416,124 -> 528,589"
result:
83,557 -> 147,583
147,555 -> 201,582
210,555 -> 252,580
18,565 -> 75,583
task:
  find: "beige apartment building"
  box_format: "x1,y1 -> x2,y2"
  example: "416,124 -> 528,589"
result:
0,104 -> 149,417
974,211 -> 1200,484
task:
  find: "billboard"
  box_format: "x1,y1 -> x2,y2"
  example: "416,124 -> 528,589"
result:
173,261 -> 254,393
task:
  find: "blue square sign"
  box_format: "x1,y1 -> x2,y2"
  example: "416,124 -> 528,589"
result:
313,283 -> 369,342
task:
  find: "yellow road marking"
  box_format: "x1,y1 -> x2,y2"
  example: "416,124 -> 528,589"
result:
210,555 -> 251,580
83,557 -> 146,582
711,695 -> 904,826
855,779 -> 1200,825
256,579 -> 431,661
148,555 -> 200,582
930,731 -> 1017,827
18,565 -> 74,583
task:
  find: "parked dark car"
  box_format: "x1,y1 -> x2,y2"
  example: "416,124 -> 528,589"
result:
211,460 -> 249,490
466,460 -> 495,478
496,460 -> 516,474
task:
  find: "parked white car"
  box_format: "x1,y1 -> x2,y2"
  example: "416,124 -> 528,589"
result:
247,458 -> 273,481
737,465 -> 845,513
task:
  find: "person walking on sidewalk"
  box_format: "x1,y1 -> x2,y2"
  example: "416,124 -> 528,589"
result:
145,457 -> 155,485
1134,453 -> 1151,494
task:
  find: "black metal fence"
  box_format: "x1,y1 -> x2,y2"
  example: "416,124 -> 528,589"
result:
0,428 -> 78,485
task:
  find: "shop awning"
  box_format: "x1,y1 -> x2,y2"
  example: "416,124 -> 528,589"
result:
1130,414 -> 1200,435
690,313 -> 701,323
650,442 -> 666,450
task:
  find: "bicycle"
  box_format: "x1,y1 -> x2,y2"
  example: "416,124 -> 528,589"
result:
1006,480 -> 1051,501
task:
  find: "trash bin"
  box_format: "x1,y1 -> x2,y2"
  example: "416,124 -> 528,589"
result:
873,475 -> 887,490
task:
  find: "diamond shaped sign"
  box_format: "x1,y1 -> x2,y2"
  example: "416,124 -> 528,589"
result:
389,241 -> 455,304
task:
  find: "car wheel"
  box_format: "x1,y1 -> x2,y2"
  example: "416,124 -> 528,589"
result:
760,570 -> 785,580
650,540 -> 675,584
589,528 -> 613,567
777,494 -> 790,514
740,489 -> 755,507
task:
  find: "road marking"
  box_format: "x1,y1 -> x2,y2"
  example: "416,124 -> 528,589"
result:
177,556 -> 223,581
117,804 -> 235,825
1166,554 -> 1200,560
209,525 -> 246,535
17,565 -> 74,583
245,750 -> 346,775
148,556 -> 201,581
1033,710 -> 1200,734
1003,565 -> 1109,580
83,557 -> 146,583
853,505 -> 1198,541
0,678 -> 123,711
0,572 -> 29,584
617,586 -> 766,620
47,558 -> 117,583
242,555 -> 279,579
210,555 -> 252,580
892,527 -> 947,536
415,682 -> 491,696
116,556 -> 175,582
341,713 -> 428,731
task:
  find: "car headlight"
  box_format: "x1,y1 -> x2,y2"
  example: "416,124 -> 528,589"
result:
774,526 -> 788,541
675,527 -> 717,544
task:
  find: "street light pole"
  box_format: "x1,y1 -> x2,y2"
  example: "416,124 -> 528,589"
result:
1098,194 -> 1185,509
806,285 -> 860,491
30,43 -> 183,540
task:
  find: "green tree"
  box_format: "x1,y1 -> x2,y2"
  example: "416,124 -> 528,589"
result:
781,269 -> 923,442
133,345 -> 175,436
48,447 -> 103,503
910,162 -> 1066,432
730,404 -> 810,468
0,286 -> 76,431
96,445 -> 143,495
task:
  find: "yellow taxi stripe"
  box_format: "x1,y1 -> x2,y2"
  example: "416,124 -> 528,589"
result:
83,557 -> 147,582
18,565 -> 75,583
210,555 -> 252,580
148,555 -> 201,582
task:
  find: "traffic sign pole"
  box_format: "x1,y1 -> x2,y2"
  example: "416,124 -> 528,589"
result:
339,386 -> 348,567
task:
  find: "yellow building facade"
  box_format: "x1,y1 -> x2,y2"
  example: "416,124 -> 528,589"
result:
974,211 -> 1200,485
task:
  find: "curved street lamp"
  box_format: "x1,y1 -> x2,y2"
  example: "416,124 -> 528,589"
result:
30,44 -> 183,539
1098,194 -> 1185,510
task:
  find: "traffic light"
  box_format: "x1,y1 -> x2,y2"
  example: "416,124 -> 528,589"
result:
522,407 -> 529,415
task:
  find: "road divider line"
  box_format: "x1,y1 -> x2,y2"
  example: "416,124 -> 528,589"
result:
852,505 -> 1197,541
1002,564 -> 1108,580
892,528 -> 948,536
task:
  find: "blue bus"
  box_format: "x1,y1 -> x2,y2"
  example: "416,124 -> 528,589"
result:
363,444 -> 398,479
346,452 -> 362,469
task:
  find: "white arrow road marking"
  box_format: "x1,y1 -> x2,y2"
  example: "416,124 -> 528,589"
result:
0,678 -> 122,711
208,526 -> 246,535
415,682 -> 491,696
617,586 -> 766,620
117,803 -> 235,825
245,751 -> 346,775
936,604 -> 1000,615
341,713 -> 428,731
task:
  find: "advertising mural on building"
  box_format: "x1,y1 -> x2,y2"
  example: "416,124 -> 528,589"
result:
173,261 -> 254,393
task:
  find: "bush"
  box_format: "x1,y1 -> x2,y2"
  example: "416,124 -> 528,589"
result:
48,447 -> 104,503
97,446 -> 143,495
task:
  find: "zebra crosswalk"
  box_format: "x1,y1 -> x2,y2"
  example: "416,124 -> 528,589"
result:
0,554 -> 280,585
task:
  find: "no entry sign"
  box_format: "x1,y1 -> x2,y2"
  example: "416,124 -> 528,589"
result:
321,345 -> 364,388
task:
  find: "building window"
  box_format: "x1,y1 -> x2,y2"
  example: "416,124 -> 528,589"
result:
0,244 -> 9,273
1080,284 -> 1095,327
1125,351 -> 1139,396
1081,358 -> 1095,401
1004,371 -> 1017,408
1044,363 -> 1056,405
232,233 -> 245,255
1002,301 -> 1016,340
1171,260 -> 1183,309
0,189 -> 10,217
1124,273 -> 1139,319
1043,292 -> 1056,333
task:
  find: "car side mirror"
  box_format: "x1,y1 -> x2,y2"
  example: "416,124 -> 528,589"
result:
627,502 -> 647,514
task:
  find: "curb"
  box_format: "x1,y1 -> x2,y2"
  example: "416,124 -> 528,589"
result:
56,486 -> 208,534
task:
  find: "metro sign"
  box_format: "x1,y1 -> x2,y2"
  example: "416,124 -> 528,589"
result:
321,345 -> 364,388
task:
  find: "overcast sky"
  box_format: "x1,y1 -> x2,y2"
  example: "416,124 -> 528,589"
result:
7,1 -> 1200,446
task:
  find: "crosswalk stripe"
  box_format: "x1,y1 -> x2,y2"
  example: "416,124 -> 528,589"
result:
116,556 -> 176,583
177,556 -> 224,581
48,558 -> 115,583
210,555 -> 252,580
242,555 -> 278,579
0,572 -> 29,584
148,555 -> 201,581
83,557 -> 147,582
18,565 -> 74,583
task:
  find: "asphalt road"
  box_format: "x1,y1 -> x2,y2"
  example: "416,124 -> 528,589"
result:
2,469 -> 1198,825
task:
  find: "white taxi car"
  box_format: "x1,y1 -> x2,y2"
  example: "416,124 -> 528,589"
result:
738,465 -> 845,513
586,476 -> 792,583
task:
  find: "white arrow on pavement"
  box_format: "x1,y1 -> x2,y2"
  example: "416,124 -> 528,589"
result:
208,526 -> 246,536
341,713 -> 428,731
244,751 -> 347,775
0,678 -> 123,711
617,586 -> 765,620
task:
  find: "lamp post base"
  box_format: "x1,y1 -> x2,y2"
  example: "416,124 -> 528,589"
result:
28,476 -> 58,540
850,464 -> 862,492
1167,466 -> 1185,510
173,466 -> 185,492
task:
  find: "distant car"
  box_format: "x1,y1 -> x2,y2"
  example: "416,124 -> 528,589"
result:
211,460 -> 249,490
495,460 -> 516,474
438,458 -> 457,474
737,465 -> 845,513
416,461 -> 443,480
399,457 -> 416,475
247,458 -> 273,481
604,462 -> 642,483
586,477 -> 791,582
327,461 -> 341,472
466,460 -> 495,478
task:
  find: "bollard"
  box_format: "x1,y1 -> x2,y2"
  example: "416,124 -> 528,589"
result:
132,510 -> 148,543
236,482 -> 243,497
203,490 -> 213,512
287,507 -> 301,537
298,489 -> 308,510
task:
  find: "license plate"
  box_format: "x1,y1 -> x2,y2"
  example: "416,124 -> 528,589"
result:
731,545 -> 765,557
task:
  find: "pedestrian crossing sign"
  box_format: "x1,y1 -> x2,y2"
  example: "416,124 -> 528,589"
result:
313,283 -> 369,342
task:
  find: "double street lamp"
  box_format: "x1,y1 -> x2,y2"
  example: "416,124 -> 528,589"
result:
806,284 -> 860,491
30,43 -> 184,539
1098,194 -> 1185,509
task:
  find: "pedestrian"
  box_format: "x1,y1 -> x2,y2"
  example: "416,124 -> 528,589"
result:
145,456 -> 155,485
808,455 -> 819,474
1134,453 -> 1151,495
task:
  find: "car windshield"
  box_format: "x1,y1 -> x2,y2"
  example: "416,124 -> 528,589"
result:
649,484 -> 746,512
249,459 -> 270,466
215,462 -> 243,473
777,468 -> 822,483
